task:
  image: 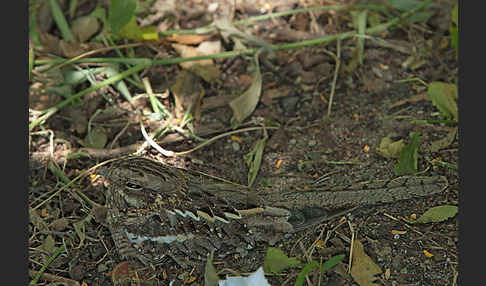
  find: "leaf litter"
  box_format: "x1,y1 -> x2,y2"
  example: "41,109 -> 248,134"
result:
28,1 -> 458,284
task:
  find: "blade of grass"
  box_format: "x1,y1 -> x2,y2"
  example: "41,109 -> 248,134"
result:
142,77 -> 160,113
29,238 -> 71,285
29,2 -> 41,46
105,64 -> 134,106
49,0 -> 76,42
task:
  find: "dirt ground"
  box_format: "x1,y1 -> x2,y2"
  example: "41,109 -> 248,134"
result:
29,0 -> 458,285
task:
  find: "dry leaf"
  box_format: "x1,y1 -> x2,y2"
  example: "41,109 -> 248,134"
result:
350,240 -> 382,286
391,230 -> 407,235
229,54 -> 262,126
172,43 -> 213,67
385,268 -> 391,280
167,34 -> 211,44
172,41 -> 221,81
429,127 -> 457,152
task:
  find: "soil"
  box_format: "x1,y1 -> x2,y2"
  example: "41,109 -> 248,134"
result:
29,0 -> 458,285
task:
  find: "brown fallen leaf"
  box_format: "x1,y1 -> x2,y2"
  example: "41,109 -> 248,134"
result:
350,240 -> 382,286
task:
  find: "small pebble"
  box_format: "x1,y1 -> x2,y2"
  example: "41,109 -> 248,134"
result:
308,139 -> 317,147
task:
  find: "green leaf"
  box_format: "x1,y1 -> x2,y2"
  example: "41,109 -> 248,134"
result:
118,16 -> 142,40
243,136 -> 267,187
394,132 -> 420,176
411,205 -> 458,224
322,254 -> 345,271
295,255 -> 345,286
295,261 -> 320,286
109,0 -> 136,35
427,82 -> 458,120
50,0 -> 76,42
140,25 -> 159,41
263,247 -> 301,274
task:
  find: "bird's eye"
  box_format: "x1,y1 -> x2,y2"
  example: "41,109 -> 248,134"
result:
125,182 -> 142,190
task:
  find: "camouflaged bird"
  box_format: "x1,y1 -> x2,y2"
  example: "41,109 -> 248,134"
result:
102,156 -> 448,266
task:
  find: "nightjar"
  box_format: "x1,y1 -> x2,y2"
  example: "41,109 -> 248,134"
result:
102,156 -> 293,266
101,156 -> 448,266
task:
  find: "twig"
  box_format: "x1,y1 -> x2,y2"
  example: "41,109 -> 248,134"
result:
109,120 -> 131,149
140,121 -> 175,157
141,125 -> 278,157
325,39 -> 341,118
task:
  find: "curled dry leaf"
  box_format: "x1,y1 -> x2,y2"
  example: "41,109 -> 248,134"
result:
229,54 -> 262,126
